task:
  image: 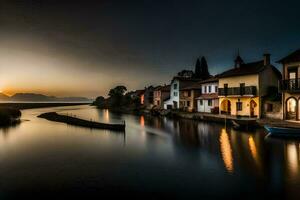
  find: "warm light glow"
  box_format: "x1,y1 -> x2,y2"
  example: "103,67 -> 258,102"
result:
140,115 -> 145,127
287,98 -> 297,113
248,136 -> 257,158
287,144 -> 299,176
141,94 -> 145,105
248,136 -> 260,168
103,109 -> 110,123
219,128 -> 234,173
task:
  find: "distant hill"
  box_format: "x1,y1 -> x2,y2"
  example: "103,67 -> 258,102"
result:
0,93 -> 10,101
0,93 -> 92,102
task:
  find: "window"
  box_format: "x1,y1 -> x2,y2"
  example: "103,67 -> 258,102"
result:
236,102 -> 243,111
215,86 -> 218,93
174,92 -> 178,96
208,86 -> 211,93
173,83 -> 178,90
188,91 -> 191,97
208,99 -> 212,106
204,86 -> 207,93
187,101 -> 190,107
200,99 -> 203,105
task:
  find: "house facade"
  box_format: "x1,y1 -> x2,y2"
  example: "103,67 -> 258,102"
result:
218,54 -> 281,118
278,49 -> 300,121
179,82 -> 201,112
153,85 -> 170,109
164,77 -> 199,109
196,77 -> 219,113
140,86 -> 154,107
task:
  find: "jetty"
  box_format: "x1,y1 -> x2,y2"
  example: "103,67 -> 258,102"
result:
38,112 -> 125,131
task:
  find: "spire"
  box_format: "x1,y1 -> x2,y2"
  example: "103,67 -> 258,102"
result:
194,58 -> 201,78
234,50 -> 244,68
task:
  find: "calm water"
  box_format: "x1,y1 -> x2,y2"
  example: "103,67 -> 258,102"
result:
0,105 -> 299,199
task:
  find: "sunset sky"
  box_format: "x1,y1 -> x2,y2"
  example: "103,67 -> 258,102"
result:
0,0 -> 299,98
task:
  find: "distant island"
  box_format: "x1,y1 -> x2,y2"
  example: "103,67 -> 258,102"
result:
0,93 -> 93,102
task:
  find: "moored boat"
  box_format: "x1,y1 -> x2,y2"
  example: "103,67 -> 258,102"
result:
264,125 -> 300,137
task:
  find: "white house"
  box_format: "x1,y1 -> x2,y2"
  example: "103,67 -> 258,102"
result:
164,77 -> 199,109
196,77 -> 219,113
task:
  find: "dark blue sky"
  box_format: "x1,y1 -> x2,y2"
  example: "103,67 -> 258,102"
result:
0,0 -> 300,97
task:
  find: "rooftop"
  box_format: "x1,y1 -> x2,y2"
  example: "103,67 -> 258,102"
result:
277,49 -> 300,64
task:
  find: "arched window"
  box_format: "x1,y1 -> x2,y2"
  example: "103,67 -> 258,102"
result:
286,97 -> 297,120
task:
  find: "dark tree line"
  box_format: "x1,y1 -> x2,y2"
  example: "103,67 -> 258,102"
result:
194,56 -> 210,79
93,85 -> 141,110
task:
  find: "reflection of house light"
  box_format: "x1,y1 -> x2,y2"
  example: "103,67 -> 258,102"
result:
219,128 -> 234,173
248,136 -> 259,165
140,115 -> 145,127
287,144 -> 299,175
104,109 -> 109,122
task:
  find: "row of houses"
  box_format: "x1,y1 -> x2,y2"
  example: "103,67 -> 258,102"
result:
137,49 -> 300,122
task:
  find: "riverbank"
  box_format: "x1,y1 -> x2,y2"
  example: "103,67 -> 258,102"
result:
157,110 -> 300,129
126,108 -> 300,129
0,107 -> 22,126
0,102 -> 90,110
38,112 -> 126,131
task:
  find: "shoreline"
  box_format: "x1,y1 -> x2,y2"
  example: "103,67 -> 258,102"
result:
0,102 -> 91,110
103,107 -> 300,129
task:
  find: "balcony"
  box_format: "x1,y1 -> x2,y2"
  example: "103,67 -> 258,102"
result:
280,79 -> 300,92
218,86 -> 257,96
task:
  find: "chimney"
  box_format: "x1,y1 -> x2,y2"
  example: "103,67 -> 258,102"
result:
263,53 -> 270,66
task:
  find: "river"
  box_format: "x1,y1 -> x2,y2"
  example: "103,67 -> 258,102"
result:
0,105 -> 299,199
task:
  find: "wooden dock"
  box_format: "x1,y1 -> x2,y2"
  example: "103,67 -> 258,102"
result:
38,112 -> 125,131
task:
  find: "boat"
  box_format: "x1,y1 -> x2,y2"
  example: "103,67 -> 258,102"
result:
264,125 -> 300,137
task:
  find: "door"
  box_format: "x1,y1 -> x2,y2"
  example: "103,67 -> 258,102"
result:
250,100 -> 257,117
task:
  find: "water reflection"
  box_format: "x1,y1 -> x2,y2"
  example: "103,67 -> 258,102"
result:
219,128 -> 234,173
287,143 -> 300,176
103,109 -> 110,122
140,115 -> 145,127
248,136 -> 260,167
1,106 -> 300,198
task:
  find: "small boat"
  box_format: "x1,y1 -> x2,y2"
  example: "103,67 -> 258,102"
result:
264,125 -> 300,137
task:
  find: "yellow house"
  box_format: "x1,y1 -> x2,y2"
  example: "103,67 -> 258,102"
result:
278,49 -> 300,121
218,54 -> 281,118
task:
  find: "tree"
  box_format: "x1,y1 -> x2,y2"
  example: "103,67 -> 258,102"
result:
200,56 -> 210,80
108,85 -> 127,97
108,85 -> 127,106
177,70 -> 194,78
194,58 -> 201,78
92,96 -> 106,108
